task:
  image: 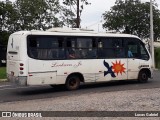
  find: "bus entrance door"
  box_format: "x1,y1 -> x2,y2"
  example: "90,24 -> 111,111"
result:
127,58 -> 140,80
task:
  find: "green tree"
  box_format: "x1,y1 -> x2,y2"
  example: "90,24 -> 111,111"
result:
0,31 -> 10,45
0,0 -> 19,32
102,0 -> 160,40
0,1 -> 6,32
15,0 -> 63,30
0,0 -> 18,45
62,0 -> 90,28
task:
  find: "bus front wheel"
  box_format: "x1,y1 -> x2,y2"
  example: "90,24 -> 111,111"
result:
65,75 -> 80,90
138,70 -> 148,83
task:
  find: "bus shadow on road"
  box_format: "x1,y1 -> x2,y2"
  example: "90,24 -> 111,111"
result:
16,79 -> 151,96
79,80 -> 152,91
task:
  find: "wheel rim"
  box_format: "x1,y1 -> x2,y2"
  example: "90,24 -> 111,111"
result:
68,77 -> 78,88
70,78 -> 77,86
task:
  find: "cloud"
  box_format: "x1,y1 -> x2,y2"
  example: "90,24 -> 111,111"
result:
81,0 -> 115,31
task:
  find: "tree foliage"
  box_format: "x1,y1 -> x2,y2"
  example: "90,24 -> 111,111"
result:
0,0 -> 64,45
0,0 -> 17,45
0,0 -> 91,45
62,0 -> 90,27
0,0 -> 18,32
15,0 -> 63,30
102,0 -> 160,40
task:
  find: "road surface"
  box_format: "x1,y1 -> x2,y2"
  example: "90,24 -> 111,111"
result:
0,70 -> 159,103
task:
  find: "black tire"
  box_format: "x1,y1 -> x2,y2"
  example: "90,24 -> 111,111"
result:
65,75 -> 80,90
138,70 -> 148,83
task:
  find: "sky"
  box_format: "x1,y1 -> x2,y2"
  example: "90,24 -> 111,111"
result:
2,0 -> 160,32
81,0 -> 160,32
81,0 -> 115,32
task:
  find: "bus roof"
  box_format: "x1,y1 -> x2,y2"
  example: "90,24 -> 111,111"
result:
11,28 -> 140,39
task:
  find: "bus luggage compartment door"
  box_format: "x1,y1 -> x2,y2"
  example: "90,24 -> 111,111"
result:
28,71 -> 57,85
28,60 -> 57,85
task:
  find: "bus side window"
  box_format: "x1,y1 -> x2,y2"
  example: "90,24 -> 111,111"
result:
66,38 -> 76,59
140,42 -> 149,60
113,39 -> 126,58
67,49 -> 76,59
97,38 -> 115,58
57,38 -> 65,59
127,40 -> 139,58
97,40 -> 105,58
28,39 -> 38,58
88,39 -> 97,58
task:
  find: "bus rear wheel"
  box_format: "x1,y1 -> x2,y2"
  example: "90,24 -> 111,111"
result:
138,70 -> 148,83
65,75 -> 80,90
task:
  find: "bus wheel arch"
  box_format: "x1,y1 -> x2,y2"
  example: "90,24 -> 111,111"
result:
65,73 -> 84,90
138,69 -> 151,83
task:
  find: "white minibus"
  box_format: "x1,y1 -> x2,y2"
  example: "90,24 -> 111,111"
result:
7,28 -> 153,90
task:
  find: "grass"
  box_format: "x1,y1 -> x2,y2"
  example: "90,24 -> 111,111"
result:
0,67 -> 7,81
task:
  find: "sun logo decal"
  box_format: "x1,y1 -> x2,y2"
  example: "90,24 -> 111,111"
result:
103,60 -> 126,77
103,60 -> 116,77
112,60 -> 126,75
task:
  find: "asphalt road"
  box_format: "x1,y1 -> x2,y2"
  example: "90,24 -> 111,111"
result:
0,70 -> 159,103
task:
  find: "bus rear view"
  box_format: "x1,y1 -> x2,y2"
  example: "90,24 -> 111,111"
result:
7,31 -> 28,85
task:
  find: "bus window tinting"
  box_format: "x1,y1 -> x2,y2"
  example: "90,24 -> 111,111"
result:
66,37 -> 97,59
27,36 -> 65,60
126,38 -> 149,60
66,38 -> 76,59
97,38 -> 126,58
27,36 -> 148,60
140,43 -> 149,60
